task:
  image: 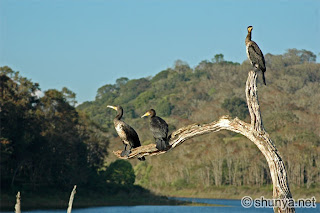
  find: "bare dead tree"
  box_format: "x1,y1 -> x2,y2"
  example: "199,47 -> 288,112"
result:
113,70 -> 295,213
14,191 -> 21,213
67,185 -> 77,213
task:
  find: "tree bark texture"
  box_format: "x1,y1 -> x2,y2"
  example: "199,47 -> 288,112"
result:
113,70 -> 295,212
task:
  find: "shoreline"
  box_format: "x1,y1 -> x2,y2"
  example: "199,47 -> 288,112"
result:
1,185 -> 318,211
151,185 -> 320,201
0,192 -> 187,211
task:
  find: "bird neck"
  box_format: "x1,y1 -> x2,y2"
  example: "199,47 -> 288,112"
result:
115,109 -> 123,120
245,31 -> 252,44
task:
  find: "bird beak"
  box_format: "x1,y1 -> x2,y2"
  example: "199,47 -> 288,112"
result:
141,111 -> 150,118
107,105 -> 117,110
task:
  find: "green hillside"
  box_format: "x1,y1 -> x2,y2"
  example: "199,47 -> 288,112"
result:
1,49 -> 319,210
77,49 -> 320,199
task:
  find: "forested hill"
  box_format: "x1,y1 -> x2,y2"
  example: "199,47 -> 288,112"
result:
78,49 -> 320,197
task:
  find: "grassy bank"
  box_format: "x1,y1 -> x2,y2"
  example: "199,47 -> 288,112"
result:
150,185 -> 320,201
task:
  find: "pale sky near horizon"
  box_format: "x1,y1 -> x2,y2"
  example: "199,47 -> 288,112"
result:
0,0 -> 319,103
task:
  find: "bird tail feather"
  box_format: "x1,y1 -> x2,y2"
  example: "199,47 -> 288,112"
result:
138,156 -> 146,161
156,138 -> 168,151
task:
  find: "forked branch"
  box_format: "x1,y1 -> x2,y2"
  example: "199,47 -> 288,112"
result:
113,70 -> 295,213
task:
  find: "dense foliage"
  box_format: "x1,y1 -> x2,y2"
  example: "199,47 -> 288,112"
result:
78,50 -> 319,196
0,67 -> 108,191
105,160 -> 136,185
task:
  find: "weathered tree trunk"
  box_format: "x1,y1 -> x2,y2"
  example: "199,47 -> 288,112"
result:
114,70 -> 295,212
244,71 -> 294,212
67,185 -> 77,213
14,191 -> 21,213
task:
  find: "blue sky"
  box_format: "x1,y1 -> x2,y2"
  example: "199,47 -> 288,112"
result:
0,0 -> 319,103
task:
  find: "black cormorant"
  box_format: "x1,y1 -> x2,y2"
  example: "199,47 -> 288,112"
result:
245,26 -> 266,85
107,105 -> 145,161
141,109 -> 169,151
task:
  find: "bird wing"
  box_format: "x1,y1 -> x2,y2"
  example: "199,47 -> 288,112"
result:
118,121 -> 141,148
247,41 -> 266,71
150,117 -> 168,139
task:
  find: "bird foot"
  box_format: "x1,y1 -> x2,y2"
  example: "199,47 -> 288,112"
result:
138,156 -> 146,161
121,150 -> 131,157
156,144 -> 168,151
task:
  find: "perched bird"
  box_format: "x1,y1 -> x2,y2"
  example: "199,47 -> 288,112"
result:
107,105 -> 145,161
245,26 -> 267,85
141,109 -> 169,151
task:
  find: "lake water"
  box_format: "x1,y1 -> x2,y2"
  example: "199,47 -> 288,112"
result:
2,197 -> 318,213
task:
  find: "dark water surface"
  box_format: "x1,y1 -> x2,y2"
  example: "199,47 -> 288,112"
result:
2,197 -> 318,213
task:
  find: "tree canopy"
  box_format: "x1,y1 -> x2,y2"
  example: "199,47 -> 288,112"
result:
0,67 -> 108,190
105,160 -> 136,185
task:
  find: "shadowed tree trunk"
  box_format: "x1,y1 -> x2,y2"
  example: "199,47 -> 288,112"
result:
114,70 -> 295,213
